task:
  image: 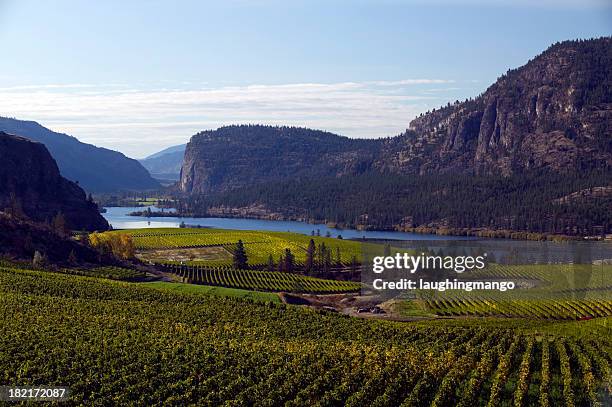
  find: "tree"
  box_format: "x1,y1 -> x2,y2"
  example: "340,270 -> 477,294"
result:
350,255 -> 359,273
317,243 -> 327,269
68,250 -> 78,265
52,212 -> 68,236
267,254 -> 275,271
323,248 -> 332,273
179,221 -> 186,228
8,192 -> 25,219
78,232 -> 89,246
305,239 -> 315,274
284,248 -> 295,273
233,240 -> 248,269
32,251 -> 47,268
277,254 -> 284,272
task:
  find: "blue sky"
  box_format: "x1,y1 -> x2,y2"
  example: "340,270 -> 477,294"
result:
0,0 -> 610,157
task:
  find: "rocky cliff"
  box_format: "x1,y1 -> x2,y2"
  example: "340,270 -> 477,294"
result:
180,38 -> 611,195
376,37 -> 611,175
181,125 -> 380,194
0,132 -> 109,231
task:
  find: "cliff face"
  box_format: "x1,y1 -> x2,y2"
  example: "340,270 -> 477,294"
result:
180,125 -> 380,194
376,38 -> 611,175
180,38 -> 611,194
0,132 -> 109,231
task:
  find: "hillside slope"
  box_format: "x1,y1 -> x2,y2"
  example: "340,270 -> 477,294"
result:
0,132 -> 109,231
139,144 -> 186,181
180,125 -> 380,194
0,117 -> 160,192
376,37 -> 611,175
180,38 -> 610,196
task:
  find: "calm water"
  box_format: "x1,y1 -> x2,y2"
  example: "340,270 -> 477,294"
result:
102,206 -> 475,241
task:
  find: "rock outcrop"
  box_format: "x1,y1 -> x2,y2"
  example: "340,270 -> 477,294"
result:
376,37 -> 611,175
180,125 -> 380,194
0,132 -> 109,231
180,38 -> 611,194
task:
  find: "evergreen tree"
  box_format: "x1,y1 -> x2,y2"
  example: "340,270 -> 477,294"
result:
284,248 -> 295,273
305,239 -> 316,274
68,250 -> 77,265
277,254 -> 284,272
324,249 -> 332,273
267,254 -> 275,271
232,239 -> 248,269
52,212 -> 68,236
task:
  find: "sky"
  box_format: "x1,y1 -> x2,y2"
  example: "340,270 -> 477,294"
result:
0,0 -> 610,158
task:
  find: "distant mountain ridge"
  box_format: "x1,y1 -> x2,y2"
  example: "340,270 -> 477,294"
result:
0,117 -> 160,192
180,38 -> 611,195
139,144 -> 186,181
0,132 -> 108,231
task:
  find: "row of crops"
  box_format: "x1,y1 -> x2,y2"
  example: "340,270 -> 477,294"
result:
160,263 -> 361,294
420,296 -> 612,319
411,263 -> 612,320
57,266 -> 145,281
1,267 -> 610,405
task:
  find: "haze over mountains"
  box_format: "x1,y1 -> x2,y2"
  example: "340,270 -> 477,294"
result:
0,117 -> 160,192
139,144 -> 186,181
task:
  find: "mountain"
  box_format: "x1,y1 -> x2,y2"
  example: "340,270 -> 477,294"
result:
143,144 -> 186,160
178,38 -> 611,236
180,125 -> 380,194
139,144 -> 186,181
181,39 -> 611,197
374,37 -> 611,176
0,132 -> 109,231
0,117 -> 160,192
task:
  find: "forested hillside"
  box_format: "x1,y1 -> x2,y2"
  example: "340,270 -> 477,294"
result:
178,38 -> 611,236
180,169 -> 611,236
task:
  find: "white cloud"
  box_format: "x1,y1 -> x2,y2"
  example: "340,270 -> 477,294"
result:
0,80 -> 452,158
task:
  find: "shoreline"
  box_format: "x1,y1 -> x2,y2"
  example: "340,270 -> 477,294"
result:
119,209 -> 608,242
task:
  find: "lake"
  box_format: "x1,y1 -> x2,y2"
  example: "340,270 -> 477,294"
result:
102,206 -> 475,241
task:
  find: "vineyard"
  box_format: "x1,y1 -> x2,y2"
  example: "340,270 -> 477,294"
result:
1,266 -> 610,406
160,263 -> 361,294
104,227 -> 364,267
405,263 -> 612,320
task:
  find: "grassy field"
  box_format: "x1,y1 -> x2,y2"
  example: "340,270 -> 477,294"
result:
142,281 -> 281,303
1,266 -> 610,406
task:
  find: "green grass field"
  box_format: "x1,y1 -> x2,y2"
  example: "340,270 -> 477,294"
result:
142,281 -> 281,303
1,266 -> 610,406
